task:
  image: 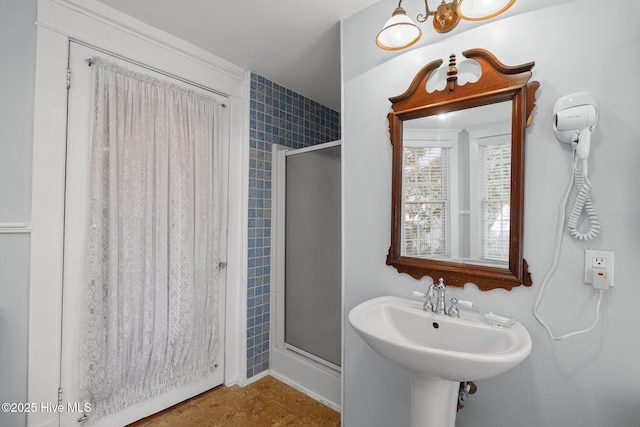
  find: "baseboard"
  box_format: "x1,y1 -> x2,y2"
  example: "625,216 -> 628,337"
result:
268,370 -> 341,412
240,370 -> 270,387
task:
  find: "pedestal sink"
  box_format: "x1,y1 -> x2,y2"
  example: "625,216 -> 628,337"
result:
348,296 -> 532,427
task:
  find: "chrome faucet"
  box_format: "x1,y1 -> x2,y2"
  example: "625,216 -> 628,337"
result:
435,278 -> 447,315
415,278 -> 460,317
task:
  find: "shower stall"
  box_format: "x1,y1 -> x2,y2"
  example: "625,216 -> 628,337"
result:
271,141 -> 342,408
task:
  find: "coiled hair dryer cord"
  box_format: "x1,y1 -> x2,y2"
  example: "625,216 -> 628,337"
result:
533,152 -> 603,340
567,156 -> 600,241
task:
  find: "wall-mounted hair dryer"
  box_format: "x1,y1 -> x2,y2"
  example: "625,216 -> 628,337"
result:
534,92 -> 604,342
553,92 -> 598,173
552,92 -> 600,241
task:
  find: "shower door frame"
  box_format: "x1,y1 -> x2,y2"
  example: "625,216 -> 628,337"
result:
270,140 -> 342,410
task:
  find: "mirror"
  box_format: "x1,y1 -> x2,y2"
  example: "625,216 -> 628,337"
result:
401,101 -> 512,267
386,49 -> 539,291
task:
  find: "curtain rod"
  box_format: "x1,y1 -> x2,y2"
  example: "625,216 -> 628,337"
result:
83,54 -> 228,107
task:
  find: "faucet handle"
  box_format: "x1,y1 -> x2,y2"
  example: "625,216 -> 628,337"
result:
447,298 -> 459,318
412,287 -> 434,312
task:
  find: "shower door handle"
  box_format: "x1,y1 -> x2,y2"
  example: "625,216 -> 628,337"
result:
218,262 -> 227,270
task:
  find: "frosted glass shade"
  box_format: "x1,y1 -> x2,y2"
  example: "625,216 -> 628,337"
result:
458,0 -> 515,20
376,8 -> 422,50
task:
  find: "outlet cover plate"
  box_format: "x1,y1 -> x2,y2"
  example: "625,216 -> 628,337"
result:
584,249 -> 614,286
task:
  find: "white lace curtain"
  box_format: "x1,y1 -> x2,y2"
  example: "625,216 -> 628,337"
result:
80,57 -> 225,421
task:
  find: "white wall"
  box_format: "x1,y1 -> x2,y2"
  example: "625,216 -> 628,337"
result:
342,1 -> 640,426
0,1 -> 36,426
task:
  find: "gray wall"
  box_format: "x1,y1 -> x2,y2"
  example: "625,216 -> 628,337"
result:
342,1 -> 640,426
0,1 -> 36,427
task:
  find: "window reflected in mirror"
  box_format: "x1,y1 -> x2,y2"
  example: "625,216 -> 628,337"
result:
400,101 -> 511,269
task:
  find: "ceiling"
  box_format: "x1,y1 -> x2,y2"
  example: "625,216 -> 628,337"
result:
97,0 -> 382,111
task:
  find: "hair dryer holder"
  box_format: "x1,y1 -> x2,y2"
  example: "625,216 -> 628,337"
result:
552,92 -> 598,153
552,91 -> 601,241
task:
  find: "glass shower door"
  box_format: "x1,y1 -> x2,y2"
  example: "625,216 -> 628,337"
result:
284,143 -> 341,369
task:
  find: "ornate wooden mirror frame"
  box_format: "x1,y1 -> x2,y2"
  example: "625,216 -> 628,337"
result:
386,48 -> 539,291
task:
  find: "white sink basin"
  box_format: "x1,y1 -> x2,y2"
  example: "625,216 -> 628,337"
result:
348,295 -> 532,427
348,295 -> 531,381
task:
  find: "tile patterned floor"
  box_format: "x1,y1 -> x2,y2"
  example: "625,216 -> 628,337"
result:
130,376 -> 341,427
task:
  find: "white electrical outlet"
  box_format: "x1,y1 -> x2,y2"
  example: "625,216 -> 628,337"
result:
584,249 -> 614,287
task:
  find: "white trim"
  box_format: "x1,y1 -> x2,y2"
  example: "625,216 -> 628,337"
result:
269,370 -> 341,412
28,27 -> 70,427
466,121 -> 511,140
222,71 -> 252,387
468,131 -> 512,264
284,343 -> 342,372
403,128 -> 460,145
0,223 -> 31,234
284,139 -> 342,156
29,2 -> 247,425
271,143 -> 288,353
74,39 -> 231,98
45,0 -> 243,81
35,0 -> 244,97
401,130 -> 460,260
338,18 -> 345,422
241,369 -> 270,386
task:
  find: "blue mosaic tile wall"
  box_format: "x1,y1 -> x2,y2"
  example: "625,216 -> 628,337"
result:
247,73 -> 341,378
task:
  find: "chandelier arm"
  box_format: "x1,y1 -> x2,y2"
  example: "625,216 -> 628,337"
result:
417,0 -> 436,22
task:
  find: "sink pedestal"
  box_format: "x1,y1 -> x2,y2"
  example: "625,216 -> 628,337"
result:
410,375 -> 459,427
348,296 -> 532,427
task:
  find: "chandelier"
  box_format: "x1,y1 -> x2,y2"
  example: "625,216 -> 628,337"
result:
376,0 -> 515,50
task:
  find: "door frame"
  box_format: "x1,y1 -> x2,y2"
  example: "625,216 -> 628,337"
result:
58,41 -> 230,426
29,1 -> 247,426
